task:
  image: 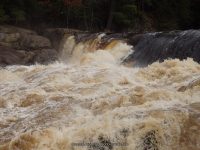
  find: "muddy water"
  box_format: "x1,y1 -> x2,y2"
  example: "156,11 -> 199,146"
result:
0,36 -> 200,150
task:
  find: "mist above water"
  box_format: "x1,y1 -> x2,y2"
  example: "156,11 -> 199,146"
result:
0,35 -> 200,150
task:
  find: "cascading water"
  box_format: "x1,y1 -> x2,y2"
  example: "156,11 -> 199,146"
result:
0,34 -> 200,150
59,34 -> 133,65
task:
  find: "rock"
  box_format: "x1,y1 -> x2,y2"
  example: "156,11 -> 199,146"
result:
125,30 -> 200,66
0,25 -> 36,35
0,25 -> 51,50
33,49 -> 58,64
0,46 -> 57,66
0,25 -> 58,66
19,34 -> 51,50
0,32 -> 20,43
0,46 -> 34,66
127,34 -> 144,46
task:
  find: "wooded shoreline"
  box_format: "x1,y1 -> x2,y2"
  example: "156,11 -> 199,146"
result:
0,0 -> 199,33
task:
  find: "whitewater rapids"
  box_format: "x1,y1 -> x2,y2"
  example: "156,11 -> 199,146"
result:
0,36 -> 200,150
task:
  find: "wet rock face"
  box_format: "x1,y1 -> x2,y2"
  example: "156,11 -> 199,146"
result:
19,34 -> 51,50
0,46 -> 57,66
33,49 -> 58,64
0,25 -> 57,66
1,26 -> 200,67
0,46 -> 34,66
0,25 -> 51,50
125,30 -> 200,66
0,25 -> 37,49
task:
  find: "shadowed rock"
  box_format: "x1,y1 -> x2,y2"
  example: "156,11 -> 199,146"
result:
0,46 -> 34,66
125,30 -> 200,66
33,49 -> 58,64
0,25 -> 51,50
0,25 -> 58,66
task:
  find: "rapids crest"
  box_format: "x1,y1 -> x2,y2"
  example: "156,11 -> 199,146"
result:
0,35 -> 200,150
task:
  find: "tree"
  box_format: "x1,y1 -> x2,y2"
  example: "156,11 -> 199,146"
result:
106,0 -> 115,31
0,0 -> 198,31
63,0 -> 82,6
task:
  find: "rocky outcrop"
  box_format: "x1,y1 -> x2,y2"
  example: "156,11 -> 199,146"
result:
125,30 -> 200,66
0,25 -> 57,66
43,28 -> 82,51
0,46 -> 33,66
19,34 -> 51,50
33,49 -> 58,64
1,26 -> 200,67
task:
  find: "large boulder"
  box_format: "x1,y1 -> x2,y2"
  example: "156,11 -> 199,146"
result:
125,30 -> 200,66
19,34 -> 51,50
0,25 -> 51,50
0,46 -> 34,66
33,49 -> 58,64
0,25 -> 58,66
0,46 -> 58,66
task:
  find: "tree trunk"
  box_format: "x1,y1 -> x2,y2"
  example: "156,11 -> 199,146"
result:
66,6 -> 71,29
106,0 -> 115,31
84,6 -> 88,30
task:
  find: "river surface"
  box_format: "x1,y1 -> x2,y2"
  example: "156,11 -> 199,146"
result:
0,36 -> 200,150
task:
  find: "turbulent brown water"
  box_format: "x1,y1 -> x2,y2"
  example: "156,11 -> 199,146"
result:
0,35 -> 200,150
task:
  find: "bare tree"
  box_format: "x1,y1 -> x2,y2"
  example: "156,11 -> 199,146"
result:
106,0 -> 115,31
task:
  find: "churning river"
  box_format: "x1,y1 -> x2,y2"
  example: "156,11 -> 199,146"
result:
0,35 -> 200,150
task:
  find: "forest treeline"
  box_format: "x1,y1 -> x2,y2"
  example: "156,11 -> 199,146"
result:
0,0 -> 199,32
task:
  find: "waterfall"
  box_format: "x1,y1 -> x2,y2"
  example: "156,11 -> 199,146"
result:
0,32 -> 200,150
